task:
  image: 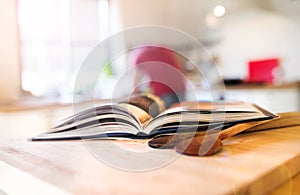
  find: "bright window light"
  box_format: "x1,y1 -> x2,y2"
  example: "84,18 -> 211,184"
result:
213,5 -> 226,17
18,0 -> 114,99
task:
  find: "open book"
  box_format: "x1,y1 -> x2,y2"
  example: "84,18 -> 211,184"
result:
32,94 -> 278,141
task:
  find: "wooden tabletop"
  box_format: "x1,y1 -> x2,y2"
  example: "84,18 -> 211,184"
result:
0,98 -> 109,112
0,126 -> 300,195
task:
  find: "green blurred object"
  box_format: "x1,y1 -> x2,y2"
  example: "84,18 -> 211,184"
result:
104,62 -> 113,76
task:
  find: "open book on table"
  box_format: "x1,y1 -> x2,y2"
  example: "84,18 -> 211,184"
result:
32,94 -> 278,141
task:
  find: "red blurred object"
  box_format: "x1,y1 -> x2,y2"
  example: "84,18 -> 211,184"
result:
247,58 -> 280,84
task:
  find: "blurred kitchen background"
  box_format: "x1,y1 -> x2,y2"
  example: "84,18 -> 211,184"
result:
0,0 -> 300,138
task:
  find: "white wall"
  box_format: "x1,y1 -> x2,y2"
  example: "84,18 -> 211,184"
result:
116,0 -> 300,83
116,0 -> 206,38
217,7 -> 300,82
267,0 -> 300,21
0,0 -> 21,102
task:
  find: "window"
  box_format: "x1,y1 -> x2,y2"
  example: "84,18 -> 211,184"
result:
18,0 -> 115,101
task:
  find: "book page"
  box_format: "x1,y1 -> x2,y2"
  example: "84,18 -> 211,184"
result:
144,101 -> 277,135
168,101 -> 261,112
118,103 -> 152,129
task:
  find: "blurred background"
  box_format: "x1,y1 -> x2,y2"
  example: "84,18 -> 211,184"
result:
0,0 -> 300,138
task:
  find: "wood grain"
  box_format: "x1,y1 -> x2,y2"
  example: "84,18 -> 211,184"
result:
0,126 -> 300,195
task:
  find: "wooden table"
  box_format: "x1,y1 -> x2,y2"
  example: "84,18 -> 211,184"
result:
0,126 -> 300,195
